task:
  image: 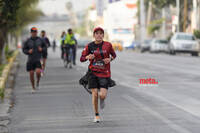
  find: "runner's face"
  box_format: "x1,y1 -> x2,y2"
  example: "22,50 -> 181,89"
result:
41,32 -> 45,37
94,30 -> 104,42
69,31 -> 73,35
31,31 -> 37,37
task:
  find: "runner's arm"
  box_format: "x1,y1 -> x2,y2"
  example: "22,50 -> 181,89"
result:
80,44 -> 90,62
46,38 -> 51,47
41,39 -> 47,53
22,40 -> 30,55
110,43 -> 116,60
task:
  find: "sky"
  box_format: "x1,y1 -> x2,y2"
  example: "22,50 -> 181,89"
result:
38,0 -> 93,16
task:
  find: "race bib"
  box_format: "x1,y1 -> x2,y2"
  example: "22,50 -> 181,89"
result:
92,60 -> 105,69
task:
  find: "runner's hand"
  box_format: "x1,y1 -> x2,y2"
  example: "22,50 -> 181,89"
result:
28,49 -> 33,54
103,58 -> 111,64
38,46 -> 42,52
86,54 -> 95,60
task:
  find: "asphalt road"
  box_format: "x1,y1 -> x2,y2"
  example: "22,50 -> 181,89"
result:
8,48 -> 200,133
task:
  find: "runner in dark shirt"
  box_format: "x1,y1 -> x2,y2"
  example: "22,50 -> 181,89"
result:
40,30 -> 50,76
23,27 -> 47,93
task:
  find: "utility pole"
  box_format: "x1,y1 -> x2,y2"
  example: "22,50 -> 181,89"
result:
176,0 -> 180,32
147,1 -> 152,26
197,0 -> 200,29
140,0 -> 146,42
183,0 -> 188,32
193,0 -> 197,30
162,8 -> 166,39
96,0 -> 104,26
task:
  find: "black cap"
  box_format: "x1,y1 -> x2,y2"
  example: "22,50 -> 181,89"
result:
31,27 -> 38,32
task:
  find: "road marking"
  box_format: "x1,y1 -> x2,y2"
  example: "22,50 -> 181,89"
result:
123,95 -> 191,133
120,80 -> 200,119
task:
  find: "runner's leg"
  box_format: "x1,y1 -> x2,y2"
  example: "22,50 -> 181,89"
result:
73,45 -> 76,65
29,70 -> 35,89
42,58 -> 46,71
92,88 -> 100,122
99,88 -> 107,109
92,88 -> 99,114
36,68 -> 41,86
99,88 -> 107,100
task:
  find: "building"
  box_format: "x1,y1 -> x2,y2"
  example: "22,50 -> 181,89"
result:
104,0 -> 138,47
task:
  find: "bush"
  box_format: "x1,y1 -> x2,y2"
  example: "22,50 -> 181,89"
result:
0,64 -> 5,76
5,45 -> 14,60
0,64 -> 6,100
194,29 -> 200,39
0,88 -> 5,100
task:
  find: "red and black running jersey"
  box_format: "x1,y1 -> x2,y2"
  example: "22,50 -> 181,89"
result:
80,41 -> 116,78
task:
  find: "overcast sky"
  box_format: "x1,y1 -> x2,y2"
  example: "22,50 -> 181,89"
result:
38,0 -> 93,15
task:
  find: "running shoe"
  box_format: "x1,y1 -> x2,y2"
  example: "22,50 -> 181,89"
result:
36,82 -> 40,90
69,63 -> 72,69
93,116 -> 100,123
31,89 -> 36,94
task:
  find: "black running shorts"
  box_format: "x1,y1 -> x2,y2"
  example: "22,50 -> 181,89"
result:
26,61 -> 42,71
88,73 -> 109,89
42,52 -> 48,59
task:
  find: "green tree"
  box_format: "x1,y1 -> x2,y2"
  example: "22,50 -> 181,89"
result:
147,18 -> 164,36
194,29 -> 200,39
179,0 -> 192,32
150,0 -> 176,8
0,0 -> 42,64
150,0 -> 192,32
0,0 -> 19,63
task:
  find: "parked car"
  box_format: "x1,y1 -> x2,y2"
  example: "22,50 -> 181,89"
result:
140,39 -> 152,53
150,39 -> 169,53
123,41 -> 140,50
169,32 -> 199,56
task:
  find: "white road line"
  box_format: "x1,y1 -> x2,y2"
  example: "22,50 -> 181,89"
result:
120,80 -> 200,120
123,95 -> 192,133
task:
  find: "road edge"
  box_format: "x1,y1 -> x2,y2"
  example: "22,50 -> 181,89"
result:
0,50 -> 19,133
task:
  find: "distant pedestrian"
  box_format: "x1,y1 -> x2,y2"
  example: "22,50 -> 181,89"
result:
60,31 -> 66,59
64,28 -> 77,68
52,39 -> 56,52
40,30 -> 50,76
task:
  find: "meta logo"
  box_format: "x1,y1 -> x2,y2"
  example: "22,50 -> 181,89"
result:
139,78 -> 159,86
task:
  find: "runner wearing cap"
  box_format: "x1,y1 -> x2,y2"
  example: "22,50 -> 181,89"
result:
80,27 -> 116,122
40,30 -> 50,76
23,27 -> 47,93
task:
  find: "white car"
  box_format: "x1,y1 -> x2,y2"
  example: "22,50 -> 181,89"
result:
150,39 -> 169,53
169,32 -> 199,56
140,39 -> 152,52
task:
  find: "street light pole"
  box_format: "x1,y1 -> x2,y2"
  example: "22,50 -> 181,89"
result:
140,0 -> 146,43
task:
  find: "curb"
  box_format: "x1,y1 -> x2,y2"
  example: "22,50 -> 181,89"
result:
0,50 -> 19,133
0,51 -> 19,95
